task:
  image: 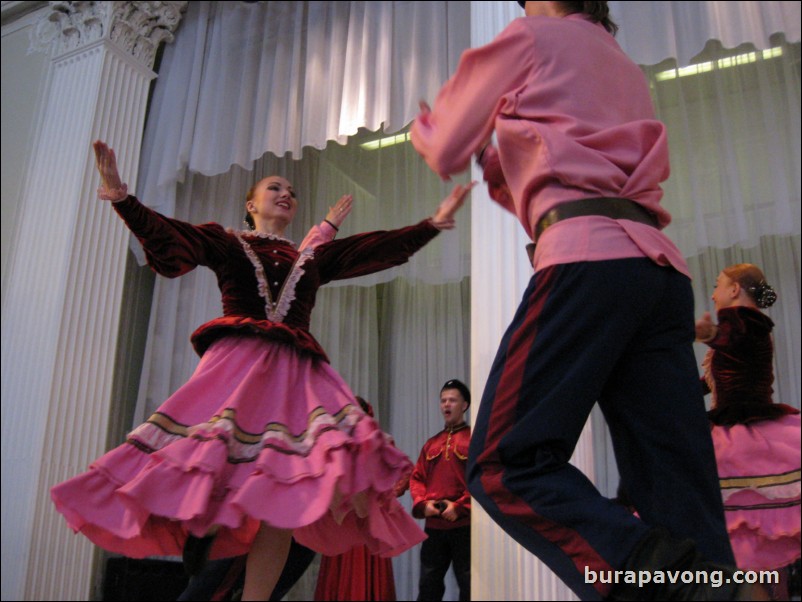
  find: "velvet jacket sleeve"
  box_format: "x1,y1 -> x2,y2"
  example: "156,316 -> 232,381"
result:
112,196 -> 231,277
313,219 -> 440,284
704,306 -> 798,425
705,308 -> 759,357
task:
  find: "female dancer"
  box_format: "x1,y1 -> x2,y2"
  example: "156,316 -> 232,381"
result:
51,140 -> 472,600
696,263 -> 801,599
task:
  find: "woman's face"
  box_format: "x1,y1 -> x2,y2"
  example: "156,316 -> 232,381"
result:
247,176 -> 298,225
711,271 -> 737,311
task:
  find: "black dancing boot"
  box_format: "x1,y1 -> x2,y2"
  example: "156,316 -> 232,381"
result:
182,533 -> 217,576
607,527 -> 771,601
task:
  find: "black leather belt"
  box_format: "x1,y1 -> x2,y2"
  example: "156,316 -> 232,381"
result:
533,197 -> 658,243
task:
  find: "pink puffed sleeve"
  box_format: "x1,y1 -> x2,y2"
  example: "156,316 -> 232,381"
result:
298,220 -> 338,251
410,18 -> 534,178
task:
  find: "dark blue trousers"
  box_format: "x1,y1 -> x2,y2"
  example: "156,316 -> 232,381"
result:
467,258 -> 734,600
417,526 -> 471,601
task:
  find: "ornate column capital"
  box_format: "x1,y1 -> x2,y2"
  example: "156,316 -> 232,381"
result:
30,1 -> 187,67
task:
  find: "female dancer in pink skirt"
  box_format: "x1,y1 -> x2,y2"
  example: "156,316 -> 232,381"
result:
51,140 -> 473,600
696,263 -> 801,598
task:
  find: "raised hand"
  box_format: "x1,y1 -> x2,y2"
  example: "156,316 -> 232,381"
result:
93,140 -> 128,201
430,181 -> 476,230
325,194 -> 354,228
416,100 -> 433,128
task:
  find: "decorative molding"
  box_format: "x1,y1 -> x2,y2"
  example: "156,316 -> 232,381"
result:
1,1 -> 49,27
29,1 -> 186,67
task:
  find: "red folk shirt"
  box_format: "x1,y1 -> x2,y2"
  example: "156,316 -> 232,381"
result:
410,423 -> 471,530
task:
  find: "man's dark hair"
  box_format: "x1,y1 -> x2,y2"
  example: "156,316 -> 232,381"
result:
441,379 -> 471,406
516,1 -> 619,36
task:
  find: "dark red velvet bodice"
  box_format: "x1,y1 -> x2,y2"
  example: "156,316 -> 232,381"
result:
113,196 -> 439,361
702,306 -> 798,425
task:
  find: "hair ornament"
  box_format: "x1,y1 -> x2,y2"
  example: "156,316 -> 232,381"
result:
749,282 -> 777,308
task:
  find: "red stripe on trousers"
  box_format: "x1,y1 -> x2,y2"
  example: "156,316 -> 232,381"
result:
475,267 -> 614,596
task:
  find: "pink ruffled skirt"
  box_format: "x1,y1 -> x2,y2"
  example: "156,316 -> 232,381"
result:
51,334 -> 425,559
712,413 -> 801,570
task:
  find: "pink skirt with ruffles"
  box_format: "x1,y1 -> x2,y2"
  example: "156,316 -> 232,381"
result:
51,334 -> 426,559
712,413 -> 801,570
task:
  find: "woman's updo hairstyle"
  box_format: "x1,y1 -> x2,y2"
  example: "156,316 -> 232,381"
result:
723,263 -> 778,309
244,183 -> 257,230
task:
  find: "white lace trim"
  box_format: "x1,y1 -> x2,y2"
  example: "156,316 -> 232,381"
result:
236,229 -> 296,246
259,409 -> 361,459
721,481 -> 801,503
235,232 -> 314,323
274,247 -> 314,323
127,420 -> 184,450
127,406 -> 362,462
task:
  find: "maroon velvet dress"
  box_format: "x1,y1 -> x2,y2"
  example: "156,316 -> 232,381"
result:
51,196 -> 432,561
314,545 -> 398,601
701,306 -> 800,571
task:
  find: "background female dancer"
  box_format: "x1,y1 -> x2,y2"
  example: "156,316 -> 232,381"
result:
696,263 -> 801,599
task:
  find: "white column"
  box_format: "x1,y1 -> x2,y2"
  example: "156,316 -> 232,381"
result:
0,3 -> 185,600
469,162 -> 591,602
468,2 -> 593,600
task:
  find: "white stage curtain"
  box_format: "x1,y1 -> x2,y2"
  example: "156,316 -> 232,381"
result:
609,0 -> 800,68
135,0 -> 470,218
470,2 -> 800,600
379,277 -> 471,601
